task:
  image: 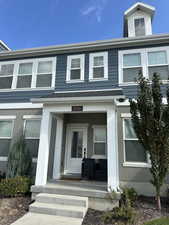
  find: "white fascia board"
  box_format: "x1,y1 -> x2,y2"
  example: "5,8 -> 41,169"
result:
31,95 -> 124,104
0,102 -> 43,109
124,2 -> 155,17
1,34 -> 169,59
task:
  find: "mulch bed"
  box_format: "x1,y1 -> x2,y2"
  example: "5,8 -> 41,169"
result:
0,196 -> 31,225
82,196 -> 169,225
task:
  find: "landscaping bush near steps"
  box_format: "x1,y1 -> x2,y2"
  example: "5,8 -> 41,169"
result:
0,176 -> 31,197
102,187 -> 137,225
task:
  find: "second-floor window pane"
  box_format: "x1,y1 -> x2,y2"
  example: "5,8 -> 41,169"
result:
70,58 -> 81,80
123,53 -> 141,67
93,56 -> 104,79
123,53 -> 142,83
0,64 -> 14,89
36,61 -> 53,87
148,51 -> 169,80
89,52 -> 108,80
17,63 -> 33,88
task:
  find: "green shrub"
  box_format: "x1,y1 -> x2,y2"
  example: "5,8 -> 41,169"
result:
7,135 -> 32,178
0,176 -> 31,197
102,206 -> 137,225
120,187 -> 138,207
103,187 -> 137,225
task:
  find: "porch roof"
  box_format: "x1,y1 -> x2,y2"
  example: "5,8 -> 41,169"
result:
31,89 -> 124,104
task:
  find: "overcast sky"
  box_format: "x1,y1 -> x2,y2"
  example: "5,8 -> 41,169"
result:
0,0 -> 168,50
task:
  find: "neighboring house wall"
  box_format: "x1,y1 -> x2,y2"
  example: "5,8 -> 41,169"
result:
0,108 -> 42,175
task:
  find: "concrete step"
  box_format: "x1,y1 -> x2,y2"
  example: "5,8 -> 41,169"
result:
29,201 -> 87,219
12,212 -> 83,225
31,183 -> 109,199
50,180 -> 107,191
36,193 -> 88,207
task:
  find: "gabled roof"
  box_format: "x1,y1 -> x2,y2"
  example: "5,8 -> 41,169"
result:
0,40 -> 11,51
124,2 -> 155,18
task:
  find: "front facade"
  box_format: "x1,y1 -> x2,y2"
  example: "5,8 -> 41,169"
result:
0,2 -> 169,196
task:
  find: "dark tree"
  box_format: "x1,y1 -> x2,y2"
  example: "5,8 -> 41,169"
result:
130,73 -> 169,210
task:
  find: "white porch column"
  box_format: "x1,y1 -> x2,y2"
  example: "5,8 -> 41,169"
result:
35,108 -> 52,186
53,114 -> 64,180
107,104 -> 119,191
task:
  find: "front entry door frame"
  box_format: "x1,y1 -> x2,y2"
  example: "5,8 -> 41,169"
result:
64,123 -> 88,174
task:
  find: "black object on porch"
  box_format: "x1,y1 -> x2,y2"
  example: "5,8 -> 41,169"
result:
82,158 -> 107,181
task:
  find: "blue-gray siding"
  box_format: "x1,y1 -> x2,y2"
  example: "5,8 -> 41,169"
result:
0,42 -> 168,102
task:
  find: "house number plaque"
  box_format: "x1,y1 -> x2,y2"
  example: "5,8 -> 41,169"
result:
72,106 -> 83,112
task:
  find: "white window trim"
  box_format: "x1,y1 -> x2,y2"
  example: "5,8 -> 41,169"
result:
92,125 -> 107,158
23,116 -> 41,139
119,46 -> 169,85
66,54 -> 85,83
122,117 -> 151,168
0,117 -> 15,139
0,57 -> 56,91
89,52 -> 108,81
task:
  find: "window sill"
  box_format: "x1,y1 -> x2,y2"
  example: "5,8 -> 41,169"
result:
89,78 -> 108,82
0,87 -> 55,92
123,162 -> 151,168
119,83 -> 138,86
66,80 -> 85,84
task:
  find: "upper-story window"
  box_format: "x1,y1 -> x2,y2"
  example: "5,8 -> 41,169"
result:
119,47 -> 169,85
89,52 -> 108,81
134,18 -> 145,36
123,53 -> 142,83
148,51 -> 168,81
0,57 -> 56,91
0,64 -> 14,89
66,55 -> 85,82
17,62 -> 33,88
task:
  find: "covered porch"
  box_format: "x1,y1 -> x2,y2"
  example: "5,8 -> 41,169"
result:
34,100 -> 119,192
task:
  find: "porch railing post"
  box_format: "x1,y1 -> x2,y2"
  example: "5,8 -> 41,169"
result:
35,108 -> 52,186
107,104 -> 119,191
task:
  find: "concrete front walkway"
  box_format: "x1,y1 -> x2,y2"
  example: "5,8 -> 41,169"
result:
12,212 -> 83,225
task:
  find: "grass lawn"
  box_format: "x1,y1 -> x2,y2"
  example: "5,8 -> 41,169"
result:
143,217 -> 169,225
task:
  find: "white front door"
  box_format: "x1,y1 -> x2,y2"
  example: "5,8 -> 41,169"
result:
65,124 -> 88,174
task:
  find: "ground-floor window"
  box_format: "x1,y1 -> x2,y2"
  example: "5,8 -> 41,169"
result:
23,116 -> 41,161
0,119 -> 14,158
93,125 -> 107,157
123,118 -> 148,164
